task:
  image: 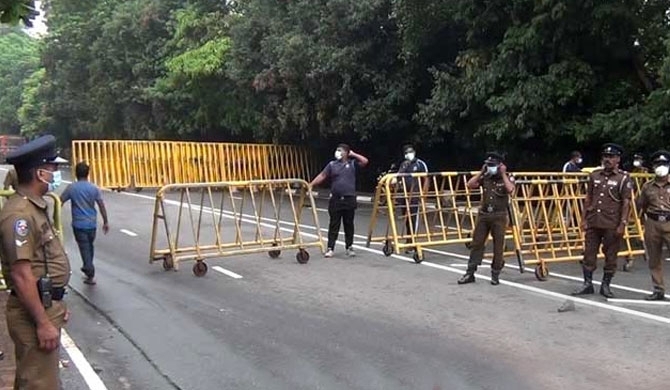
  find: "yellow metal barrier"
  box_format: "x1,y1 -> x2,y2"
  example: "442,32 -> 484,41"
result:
0,190 -> 63,290
71,140 -> 318,190
366,171 -> 498,263
148,179 -> 325,276
508,176 -> 646,279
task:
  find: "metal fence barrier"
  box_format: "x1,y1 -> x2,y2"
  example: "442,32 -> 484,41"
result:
71,140 -> 318,190
149,179 -> 325,276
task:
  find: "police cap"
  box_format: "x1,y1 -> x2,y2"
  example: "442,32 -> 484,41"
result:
6,135 -> 68,169
650,150 -> 670,164
601,143 -> 624,156
484,151 -> 504,164
633,153 -> 644,160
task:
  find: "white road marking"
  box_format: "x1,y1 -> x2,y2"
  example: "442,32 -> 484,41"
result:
315,208 -> 328,213
607,298 -> 670,306
61,329 -> 109,389
120,229 -> 137,237
212,266 -> 243,279
114,188 -> 670,325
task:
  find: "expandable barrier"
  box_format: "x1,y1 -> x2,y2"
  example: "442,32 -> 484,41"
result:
366,171 -> 648,280
0,190 -> 62,290
72,140 -> 318,190
149,179 -> 325,276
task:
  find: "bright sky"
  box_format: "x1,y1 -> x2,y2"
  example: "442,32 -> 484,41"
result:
24,1 -> 47,38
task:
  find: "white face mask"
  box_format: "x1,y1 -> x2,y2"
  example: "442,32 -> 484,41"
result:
654,165 -> 669,177
576,158 -> 583,165
633,160 -> 642,168
405,152 -> 415,161
487,165 -> 498,176
334,150 -> 343,160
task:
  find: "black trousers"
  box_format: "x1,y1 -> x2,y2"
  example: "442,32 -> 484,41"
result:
327,196 -> 357,250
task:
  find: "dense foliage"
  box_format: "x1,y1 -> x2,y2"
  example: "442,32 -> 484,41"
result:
2,0 -> 670,182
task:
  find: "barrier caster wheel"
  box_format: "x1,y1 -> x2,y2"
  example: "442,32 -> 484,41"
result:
296,249 -> 310,264
534,265 -> 549,281
193,261 -> 208,277
162,255 -> 174,271
268,243 -> 281,259
413,252 -> 423,264
382,242 -> 393,257
623,259 -> 633,272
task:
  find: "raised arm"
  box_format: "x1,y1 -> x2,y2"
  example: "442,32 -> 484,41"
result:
349,150 -> 369,167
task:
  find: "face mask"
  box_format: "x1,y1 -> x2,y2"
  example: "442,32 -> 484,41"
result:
576,158 -> 583,165
334,150 -> 343,160
487,165 -> 498,176
405,152 -> 415,161
39,169 -> 62,192
654,165 -> 669,177
633,160 -> 642,168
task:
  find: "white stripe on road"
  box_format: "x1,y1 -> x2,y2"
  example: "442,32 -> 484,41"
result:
61,329 -> 108,390
607,298 -> 670,306
213,266 -> 243,279
120,229 -> 138,237
116,189 -> 670,326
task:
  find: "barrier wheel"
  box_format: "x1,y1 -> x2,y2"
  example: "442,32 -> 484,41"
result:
413,252 -> 423,264
193,261 -> 208,277
268,243 -> 281,259
296,249 -> 310,264
534,265 -> 549,281
162,255 -> 174,271
382,242 -> 393,257
623,259 -> 633,272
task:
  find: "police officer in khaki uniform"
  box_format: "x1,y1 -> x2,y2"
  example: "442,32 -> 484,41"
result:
0,135 -> 70,390
636,150 -> 670,301
3,167 -> 18,190
458,152 -> 515,286
574,143 -> 632,298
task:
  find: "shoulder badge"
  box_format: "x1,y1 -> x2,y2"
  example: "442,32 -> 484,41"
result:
14,219 -> 29,237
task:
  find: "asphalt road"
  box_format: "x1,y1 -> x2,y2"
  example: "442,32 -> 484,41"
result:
4,167 -> 670,390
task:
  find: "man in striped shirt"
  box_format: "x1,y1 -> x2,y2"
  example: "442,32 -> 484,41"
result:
562,151 -> 583,173
396,144 -> 428,252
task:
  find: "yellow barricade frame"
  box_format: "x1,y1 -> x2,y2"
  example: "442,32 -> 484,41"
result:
149,179 -> 325,276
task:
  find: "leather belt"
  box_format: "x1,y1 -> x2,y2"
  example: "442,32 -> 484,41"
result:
647,213 -> 670,222
11,287 -> 66,300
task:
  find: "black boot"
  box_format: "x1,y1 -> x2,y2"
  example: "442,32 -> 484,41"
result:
458,268 -> 476,284
490,270 -> 500,286
645,289 -> 666,301
600,273 -> 614,298
572,268 -> 594,295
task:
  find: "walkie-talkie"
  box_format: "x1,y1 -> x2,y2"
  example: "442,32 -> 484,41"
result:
37,276 -> 52,308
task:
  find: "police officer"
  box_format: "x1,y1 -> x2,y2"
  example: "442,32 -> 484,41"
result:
636,150 -> 670,300
3,167 -> 18,190
573,143 -> 632,298
458,152 -> 515,286
310,144 -> 369,258
631,153 -> 649,173
0,135 -> 70,389
396,144 -> 428,252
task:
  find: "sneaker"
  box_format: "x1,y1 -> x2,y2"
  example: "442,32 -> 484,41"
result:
346,247 -> 356,257
324,249 -> 334,258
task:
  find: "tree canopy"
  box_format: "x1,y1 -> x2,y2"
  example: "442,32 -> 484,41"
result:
2,0 -> 670,181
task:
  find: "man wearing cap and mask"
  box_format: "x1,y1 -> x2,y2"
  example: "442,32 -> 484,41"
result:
310,144 -> 369,258
631,153 -> 649,174
636,150 -> 670,300
458,152 -> 515,286
573,143 -> 632,298
0,135 -> 70,389
562,151 -> 583,173
396,144 -> 429,252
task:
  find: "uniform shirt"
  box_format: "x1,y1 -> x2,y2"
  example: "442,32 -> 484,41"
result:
480,174 -> 513,215
0,192 -> 71,290
585,168 -> 633,229
397,158 -> 428,195
3,169 -> 18,190
321,159 -> 358,197
61,180 -> 103,230
562,161 -> 581,173
632,167 -> 649,174
637,179 -> 670,215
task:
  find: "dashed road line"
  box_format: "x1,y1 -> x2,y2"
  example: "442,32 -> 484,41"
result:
212,266 -> 243,279
120,229 -> 138,237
